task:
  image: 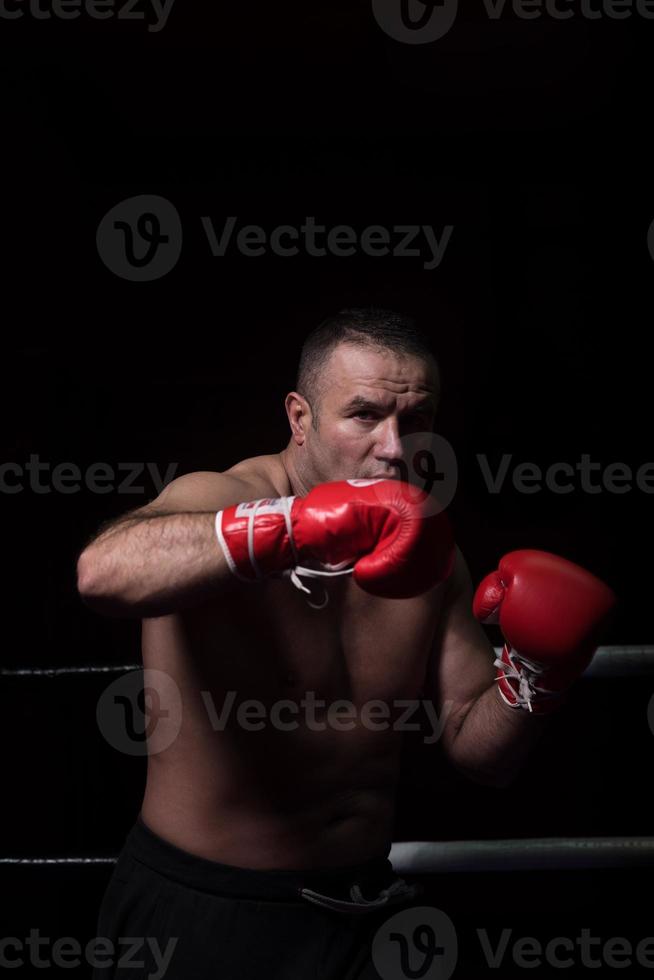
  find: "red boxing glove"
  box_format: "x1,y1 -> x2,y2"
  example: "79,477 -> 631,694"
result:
216,478 -> 454,602
473,550 -> 616,713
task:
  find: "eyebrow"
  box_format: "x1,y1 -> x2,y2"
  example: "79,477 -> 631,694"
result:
342,395 -> 435,414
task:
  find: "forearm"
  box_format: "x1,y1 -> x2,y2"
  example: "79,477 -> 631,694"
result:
447,683 -> 553,788
77,511 -> 234,618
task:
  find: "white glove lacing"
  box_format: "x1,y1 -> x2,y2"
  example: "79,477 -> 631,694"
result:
495,646 -> 559,713
216,495 -> 355,610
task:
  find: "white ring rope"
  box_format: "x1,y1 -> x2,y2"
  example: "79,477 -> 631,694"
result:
1,647 -> 652,679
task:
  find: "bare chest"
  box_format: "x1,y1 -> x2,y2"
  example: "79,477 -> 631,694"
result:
175,574 -> 445,709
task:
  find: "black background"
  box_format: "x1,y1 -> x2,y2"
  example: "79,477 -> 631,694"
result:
1,1 -> 653,975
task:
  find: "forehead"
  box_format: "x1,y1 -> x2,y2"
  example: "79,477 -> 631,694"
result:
326,343 -> 437,399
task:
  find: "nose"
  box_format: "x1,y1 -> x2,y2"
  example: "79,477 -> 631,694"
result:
374,418 -> 405,467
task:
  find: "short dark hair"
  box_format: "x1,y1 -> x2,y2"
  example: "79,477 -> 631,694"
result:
295,308 -> 439,426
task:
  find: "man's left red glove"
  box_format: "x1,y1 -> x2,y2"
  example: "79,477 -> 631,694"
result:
473,550 -> 616,714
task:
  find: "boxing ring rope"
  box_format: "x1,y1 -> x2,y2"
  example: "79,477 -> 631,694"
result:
580,646 -> 654,676
4,839 -> 654,870
2,645 -> 652,869
389,837 -> 654,874
2,646 -> 653,679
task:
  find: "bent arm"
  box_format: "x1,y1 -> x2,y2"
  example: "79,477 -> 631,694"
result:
76,471 -> 255,618
427,547 -> 551,788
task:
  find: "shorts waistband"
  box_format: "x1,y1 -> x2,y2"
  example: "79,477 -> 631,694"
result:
116,817 -> 419,913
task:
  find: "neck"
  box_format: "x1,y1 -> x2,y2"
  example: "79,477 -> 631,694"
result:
278,443 -> 312,498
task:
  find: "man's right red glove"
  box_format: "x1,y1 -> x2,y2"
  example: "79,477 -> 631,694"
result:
215,478 -> 454,602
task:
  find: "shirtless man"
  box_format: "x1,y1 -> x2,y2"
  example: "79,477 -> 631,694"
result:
78,309 -> 614,979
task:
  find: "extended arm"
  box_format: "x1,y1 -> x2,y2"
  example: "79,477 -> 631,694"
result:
76,471 -> 251,618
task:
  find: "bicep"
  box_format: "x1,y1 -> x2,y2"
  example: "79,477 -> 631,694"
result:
425,547 -> 498,753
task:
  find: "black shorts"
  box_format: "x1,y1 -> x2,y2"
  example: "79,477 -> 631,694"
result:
91,817 -> 422,979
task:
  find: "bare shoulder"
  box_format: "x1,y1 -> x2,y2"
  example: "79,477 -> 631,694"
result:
146,454 -> 288,514
222,453 -> 290,497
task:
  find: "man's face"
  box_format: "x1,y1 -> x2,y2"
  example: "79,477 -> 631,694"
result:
303,343 -> 439,485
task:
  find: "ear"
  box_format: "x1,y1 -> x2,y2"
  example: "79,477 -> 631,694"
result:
285,392 -> 309,444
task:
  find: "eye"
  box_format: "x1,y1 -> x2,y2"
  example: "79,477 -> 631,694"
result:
353,412 -> 378,421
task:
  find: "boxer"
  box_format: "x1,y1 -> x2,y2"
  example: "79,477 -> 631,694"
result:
78,309 -> 615,979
